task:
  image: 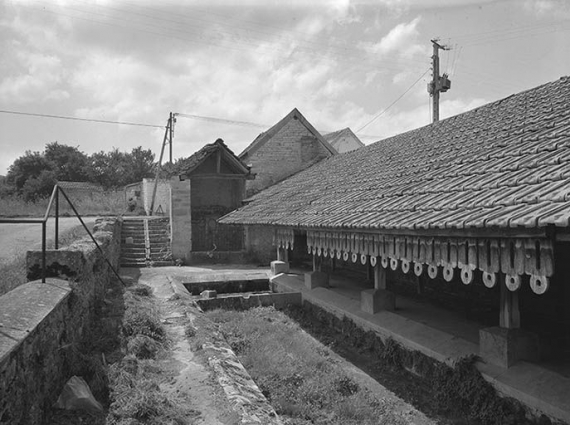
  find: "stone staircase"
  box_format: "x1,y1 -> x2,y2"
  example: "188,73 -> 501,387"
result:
121,217 -> 174,267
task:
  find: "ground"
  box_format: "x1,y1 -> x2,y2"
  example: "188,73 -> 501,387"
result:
0,217 -> 97,261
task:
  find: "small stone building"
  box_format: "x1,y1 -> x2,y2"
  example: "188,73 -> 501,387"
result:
239,108 -> 337,197
170,139 -> 253,263
323,127 -> 364,153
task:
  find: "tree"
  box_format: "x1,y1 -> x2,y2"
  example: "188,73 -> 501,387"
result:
44,142 -> 89,182
21,169 -> 56,201
6,151 -> 52,193
127,146 -> 155,183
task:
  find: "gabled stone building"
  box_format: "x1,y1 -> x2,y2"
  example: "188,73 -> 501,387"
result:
323,127 -> 364,153
239,108 -> 337,197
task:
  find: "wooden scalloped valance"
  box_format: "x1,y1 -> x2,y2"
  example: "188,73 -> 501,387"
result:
274,229 -> 554,295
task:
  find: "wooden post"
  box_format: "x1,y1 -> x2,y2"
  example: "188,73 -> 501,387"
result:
500,274 -> 520,329
313,254 -> 321,272
374,264 -> 387,290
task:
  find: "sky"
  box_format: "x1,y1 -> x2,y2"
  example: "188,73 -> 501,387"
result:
1,0 -> 569,176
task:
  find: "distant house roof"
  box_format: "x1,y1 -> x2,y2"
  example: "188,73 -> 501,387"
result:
178,138 -> 252,179
239,108 -> 337,159
58,181 -> 103,192
220,76 -> 570,232
323,128 -> 365,154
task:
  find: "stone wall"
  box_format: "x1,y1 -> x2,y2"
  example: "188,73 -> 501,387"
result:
245,225 -> 277,265
0,217 -> 121,425
142,178 -> 170,215
245,119 -> 332,196
170,178 -> 192,262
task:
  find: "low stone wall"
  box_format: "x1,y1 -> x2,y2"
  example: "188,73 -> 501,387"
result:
195,292 -> 302,311
0,217 -> 121,425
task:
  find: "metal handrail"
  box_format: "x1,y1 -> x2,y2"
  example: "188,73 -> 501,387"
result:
0,184 -> 124,285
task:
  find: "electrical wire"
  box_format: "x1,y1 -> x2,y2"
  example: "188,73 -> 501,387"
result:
176,113 -> 268,129
0,109 -> 165,128
356,68 -> 430,133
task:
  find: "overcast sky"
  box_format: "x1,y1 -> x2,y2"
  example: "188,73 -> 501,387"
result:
1,0 -> 569,176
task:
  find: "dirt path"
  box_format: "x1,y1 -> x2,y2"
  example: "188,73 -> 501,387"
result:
0,217 -> 97,262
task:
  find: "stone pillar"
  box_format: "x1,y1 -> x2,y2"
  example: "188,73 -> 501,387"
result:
304,253 -> 328,289
361,262 -> 395,314
170,179 -> 192,263
479,274 -> 539,368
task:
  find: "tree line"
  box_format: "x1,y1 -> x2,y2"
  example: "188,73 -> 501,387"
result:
1,142 -> 157,201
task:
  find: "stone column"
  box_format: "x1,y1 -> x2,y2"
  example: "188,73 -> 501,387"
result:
361,260 -> 396,314
170,179 -> 192,263
479,274 -> 539,368
305,253 -> 329,289
271,246 -> 290,275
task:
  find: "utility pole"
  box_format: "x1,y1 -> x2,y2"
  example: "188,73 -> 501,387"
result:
150,112 -> 176,215
169,112 -> 174,163
428,39 -> 451,123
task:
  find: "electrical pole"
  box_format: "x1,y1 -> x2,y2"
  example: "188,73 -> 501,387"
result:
428,39 -> 451,123
169,112 -> 174,163
150,112 -> 176,215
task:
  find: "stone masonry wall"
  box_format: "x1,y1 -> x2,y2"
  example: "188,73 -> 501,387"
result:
0,217 -> 121,425
245,119 -> 332,195
170,178 -> 192,262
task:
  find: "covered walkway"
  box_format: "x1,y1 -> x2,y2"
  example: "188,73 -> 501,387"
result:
271,267 -> 570,424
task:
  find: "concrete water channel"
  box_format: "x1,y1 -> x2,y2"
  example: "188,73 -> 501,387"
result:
147,264 -> 570,424
137,264 -> 437,425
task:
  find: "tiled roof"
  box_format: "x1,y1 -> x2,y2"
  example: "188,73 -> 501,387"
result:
239,108 -> 337,159
178,139 -> 250,177
220,76 -> 570,231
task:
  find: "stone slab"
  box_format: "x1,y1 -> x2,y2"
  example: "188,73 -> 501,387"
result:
270,260 -> 289,275
304,271 -> 329,289
0,279 -> 70,360
361,288 -> 396,314
480,327 -> 540,369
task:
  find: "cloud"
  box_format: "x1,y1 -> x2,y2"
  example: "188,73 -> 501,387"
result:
524,0 -> 570,17
0,51 -> 68,103
358,16 -> 421,56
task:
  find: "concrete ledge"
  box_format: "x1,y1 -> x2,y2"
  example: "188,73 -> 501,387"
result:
196,292 -> 302,311
271,260 -> 289,275
361,289 -> 396,314
0,279 -> 70,360
480,327 -> 540,369
304,271 -> 329,289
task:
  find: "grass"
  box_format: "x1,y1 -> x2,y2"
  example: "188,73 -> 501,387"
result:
0,223 -> 93,296
206,306 -> 408,425
0,190 -> 126,218
105,283 -> 191,425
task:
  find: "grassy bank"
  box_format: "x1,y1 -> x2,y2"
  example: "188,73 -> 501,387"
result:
206,306 -> 409,425
0,191 -> 126,218
46,281 -> 193,425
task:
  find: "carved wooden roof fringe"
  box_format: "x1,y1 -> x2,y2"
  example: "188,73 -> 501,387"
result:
275,230 -> 554,295
274,228 -> 295,250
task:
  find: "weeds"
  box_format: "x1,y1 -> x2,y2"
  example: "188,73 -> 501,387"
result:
206,306 -> 405,425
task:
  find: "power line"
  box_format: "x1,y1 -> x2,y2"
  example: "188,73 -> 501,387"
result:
356,68 -> 430,133
176,113 -> 268,129
0,109 -> 165,128
23,1 -> 429,75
